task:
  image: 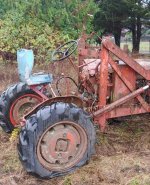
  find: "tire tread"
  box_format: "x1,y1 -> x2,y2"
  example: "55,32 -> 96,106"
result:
18,102 -> 95,178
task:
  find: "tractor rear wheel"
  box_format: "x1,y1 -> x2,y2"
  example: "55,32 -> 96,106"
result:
18,102 -> 95,178
0,82 -> 42,133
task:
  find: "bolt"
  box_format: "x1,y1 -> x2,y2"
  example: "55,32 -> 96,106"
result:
58,153 -> 62,157
63,133 -> 67,138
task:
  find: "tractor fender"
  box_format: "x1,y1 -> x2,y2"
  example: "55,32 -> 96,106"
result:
23,95 -> 83,120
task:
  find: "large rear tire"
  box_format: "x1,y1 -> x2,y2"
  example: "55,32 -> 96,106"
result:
18,102 -> 95,178
0,82 -> 43,133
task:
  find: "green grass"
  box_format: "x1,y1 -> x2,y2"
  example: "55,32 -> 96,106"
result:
121,41 -> 150,53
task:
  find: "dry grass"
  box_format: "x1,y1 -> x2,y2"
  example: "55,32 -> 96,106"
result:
0,62 -> 150,185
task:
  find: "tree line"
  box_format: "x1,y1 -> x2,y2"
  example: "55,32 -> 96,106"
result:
0,0 -> 149,62
94,0 -> 150,53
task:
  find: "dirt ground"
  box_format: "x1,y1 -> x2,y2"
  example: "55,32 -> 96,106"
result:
0,62 -> 149,185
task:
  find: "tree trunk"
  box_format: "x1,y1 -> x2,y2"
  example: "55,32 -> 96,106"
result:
132,16 -> 142,53
114,27 -> 121,47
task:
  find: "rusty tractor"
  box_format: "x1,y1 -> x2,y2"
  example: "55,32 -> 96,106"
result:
17,33 -> 150,178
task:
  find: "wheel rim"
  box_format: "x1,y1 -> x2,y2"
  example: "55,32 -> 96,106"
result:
10,94 -> 42,126
37,121 -> 88,171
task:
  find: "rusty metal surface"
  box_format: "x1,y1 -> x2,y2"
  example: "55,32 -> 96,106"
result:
107,106 -> 147,118
82,59 -> 100,76
97,46 -> 109,131
93,85 -> 149,117
109,57 -> 150,111
30,85 -> 49,100
135,59 -> 150,70
24,96 -> 83,120
37,121 -> 87,171
77,34 -> 150,131
102,39 -> 150,80
112,65 -> 136,101
10,94 -> 42,126
20,33 -> 150,132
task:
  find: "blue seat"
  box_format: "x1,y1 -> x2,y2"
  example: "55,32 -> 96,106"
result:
17,49 -> 53,85
25,72 -> 53,85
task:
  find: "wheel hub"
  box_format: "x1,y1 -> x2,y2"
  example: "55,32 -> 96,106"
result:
10,94 -> 42,126
37,121 -> 87,171
55,139 -> 69,152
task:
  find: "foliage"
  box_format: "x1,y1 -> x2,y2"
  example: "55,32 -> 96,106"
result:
0,13 -> 69,62
93,0 -> 129,46
124,0 -> 150,52
9,128 -> 20,142
94,0 -> 150,52
0,0 -> 98,62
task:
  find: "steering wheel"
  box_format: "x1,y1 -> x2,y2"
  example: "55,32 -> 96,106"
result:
52,40 -> 77,61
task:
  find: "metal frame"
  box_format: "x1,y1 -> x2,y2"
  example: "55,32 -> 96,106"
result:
78,34 -> 150,131
24,33 -> 150,132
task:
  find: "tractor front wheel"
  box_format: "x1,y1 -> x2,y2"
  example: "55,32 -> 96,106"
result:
18,102 -> 95,178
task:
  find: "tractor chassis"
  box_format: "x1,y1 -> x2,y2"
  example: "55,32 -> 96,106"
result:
23,34 -> 150,132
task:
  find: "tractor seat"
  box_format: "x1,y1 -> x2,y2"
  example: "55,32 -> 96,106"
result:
24,72 -> 53,85
17,49 -> 53,85
18,70 -> 53,86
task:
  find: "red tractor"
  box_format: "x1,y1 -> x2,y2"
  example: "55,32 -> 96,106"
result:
17,33 -> 150,178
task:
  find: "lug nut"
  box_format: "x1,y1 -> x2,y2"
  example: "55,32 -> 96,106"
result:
58,153 -> 62,157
